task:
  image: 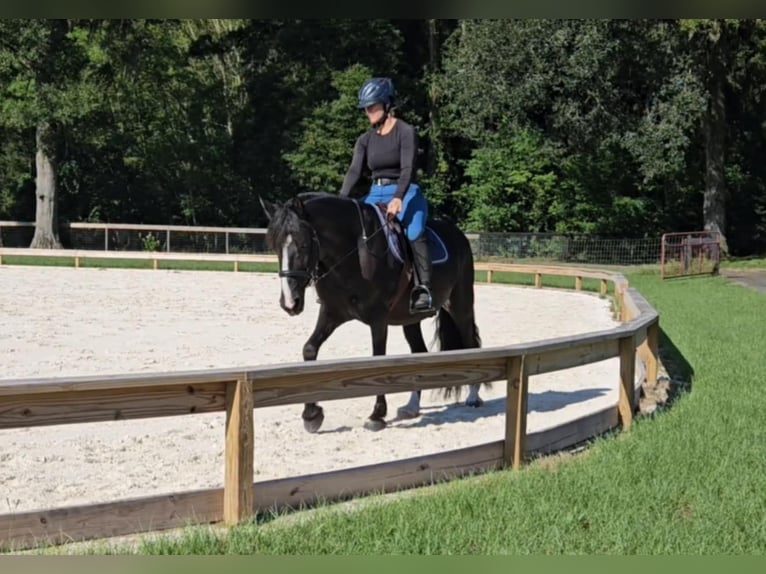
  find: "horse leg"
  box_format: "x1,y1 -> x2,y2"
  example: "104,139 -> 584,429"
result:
465,384 -> 483,408
396,322 -> 428,419
302,307 -> 346,433
364,320 -> 389,431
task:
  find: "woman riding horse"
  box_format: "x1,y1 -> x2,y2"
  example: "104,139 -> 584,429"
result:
339,77 -> 434,313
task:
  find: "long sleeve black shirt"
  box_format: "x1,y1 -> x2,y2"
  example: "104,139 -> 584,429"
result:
339,119 -> 418,200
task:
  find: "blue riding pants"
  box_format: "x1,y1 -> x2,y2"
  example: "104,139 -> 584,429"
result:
362,182 -> 428,241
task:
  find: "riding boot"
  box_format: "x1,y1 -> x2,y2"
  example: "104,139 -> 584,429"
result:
410,234 -> 434,312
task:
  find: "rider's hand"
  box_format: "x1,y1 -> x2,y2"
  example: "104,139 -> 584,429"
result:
386,198 -> 403,220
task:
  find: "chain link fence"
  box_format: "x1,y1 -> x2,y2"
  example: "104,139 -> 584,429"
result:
469,233 -> 662,266
2,222 -> 662,266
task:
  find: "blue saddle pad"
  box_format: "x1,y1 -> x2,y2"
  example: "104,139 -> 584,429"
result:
370,205 -> 448,265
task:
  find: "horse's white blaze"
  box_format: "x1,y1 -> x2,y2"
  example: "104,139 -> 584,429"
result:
281,234 -> 295,309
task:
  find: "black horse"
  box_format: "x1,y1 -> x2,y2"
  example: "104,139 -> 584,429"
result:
260,192 -> 485,432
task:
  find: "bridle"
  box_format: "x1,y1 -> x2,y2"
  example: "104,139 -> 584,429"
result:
277,200 -> 388,287
277,223 -> 320,289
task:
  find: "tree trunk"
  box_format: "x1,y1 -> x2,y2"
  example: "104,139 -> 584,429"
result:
703,46 -> 728,254
29,122 -> 62,249
426,19 -> 439,176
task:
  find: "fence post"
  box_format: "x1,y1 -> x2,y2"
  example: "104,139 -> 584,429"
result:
575,276 -> 582,291
224,375 -> 254,525
618,336 -> 636,429
104,227 -> 109,251
225,231 -> 230,254
166,230 -> 171,253
504,355 -> 528,470
646,320 -> 659,385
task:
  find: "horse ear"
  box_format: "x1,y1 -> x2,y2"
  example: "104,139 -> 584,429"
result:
259,196 -> 277,220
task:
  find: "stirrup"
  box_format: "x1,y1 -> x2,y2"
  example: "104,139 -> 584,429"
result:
409,285 -> 434,313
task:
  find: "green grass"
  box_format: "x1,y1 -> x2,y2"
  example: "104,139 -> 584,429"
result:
721,256 -> 766,269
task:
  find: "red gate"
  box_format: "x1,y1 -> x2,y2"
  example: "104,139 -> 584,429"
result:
660,231 -> 721,280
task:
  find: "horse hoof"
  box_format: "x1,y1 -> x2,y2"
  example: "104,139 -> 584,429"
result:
303,412 -> 325,433
364,418 -> 387,431
465,398 -> 484,408
397,406 -> 420,419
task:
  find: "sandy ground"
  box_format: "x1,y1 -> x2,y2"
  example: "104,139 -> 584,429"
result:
0,265 -> 620,514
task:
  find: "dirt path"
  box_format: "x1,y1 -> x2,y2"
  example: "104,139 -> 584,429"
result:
721,268 -> 766,293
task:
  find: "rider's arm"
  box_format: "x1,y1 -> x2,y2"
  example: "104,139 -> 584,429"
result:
393,124 -> 417,200
339,133 -> 369,197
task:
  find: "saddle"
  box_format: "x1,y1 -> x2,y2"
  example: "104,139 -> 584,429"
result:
368,203 -> 449,266
367,202 -> 448,315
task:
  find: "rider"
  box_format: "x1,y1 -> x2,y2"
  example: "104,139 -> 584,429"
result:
339,77 -> 434,313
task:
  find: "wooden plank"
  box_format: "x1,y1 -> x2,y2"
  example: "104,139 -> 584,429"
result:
526,406 -> 618,455
617,336 -> 635,429
0,488 -> 223,551
252,360 -> 507,408
504,356 -> 528,470
253,441 -> 505,513
526,338 -> 619,376
0,369 -> 249,397
0,220 -> 34,227
224,377 -> 254,525
623,292 -> 640,322
474,263 -> 618,282
0,247 -> 276,264
0,382 -> 228,429
69,222 -> 268,234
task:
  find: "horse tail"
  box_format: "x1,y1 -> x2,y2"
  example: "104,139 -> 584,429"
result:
434,307 -> 461,352
434,307 -> 481,351
433,307 -> 483,399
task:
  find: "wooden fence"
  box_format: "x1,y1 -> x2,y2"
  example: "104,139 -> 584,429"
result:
0,258 -> 659,551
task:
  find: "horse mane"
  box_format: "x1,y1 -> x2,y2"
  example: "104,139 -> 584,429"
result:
265,192 -> 356,250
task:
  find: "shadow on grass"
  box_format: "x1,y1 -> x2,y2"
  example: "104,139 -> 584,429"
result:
657,325 -> 694,409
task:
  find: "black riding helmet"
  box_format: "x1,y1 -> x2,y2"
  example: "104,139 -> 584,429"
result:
357,77 -> 395,110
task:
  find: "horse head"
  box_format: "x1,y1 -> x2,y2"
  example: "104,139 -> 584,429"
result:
260,196 -> 319,316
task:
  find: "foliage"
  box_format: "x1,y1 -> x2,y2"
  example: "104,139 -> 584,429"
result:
283,64 -> 373,195
1,19 -> 766,254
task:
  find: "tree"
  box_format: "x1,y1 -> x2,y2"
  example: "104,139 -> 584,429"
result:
283,64 -> 372,194
0,19 -> 105,248
675,19 -> 766,254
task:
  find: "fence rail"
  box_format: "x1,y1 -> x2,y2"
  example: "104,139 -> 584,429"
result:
1,220 -> 664,265
0,262 -> 659,550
